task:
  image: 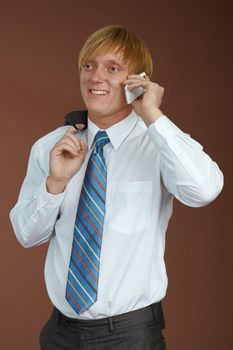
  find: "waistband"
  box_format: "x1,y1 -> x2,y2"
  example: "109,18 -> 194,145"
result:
52,302 -> 165,333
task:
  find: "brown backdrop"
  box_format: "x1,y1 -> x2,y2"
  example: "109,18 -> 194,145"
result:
1,0 -> 232,349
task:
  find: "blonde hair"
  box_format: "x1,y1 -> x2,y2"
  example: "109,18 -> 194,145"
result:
78,25 -> 153,78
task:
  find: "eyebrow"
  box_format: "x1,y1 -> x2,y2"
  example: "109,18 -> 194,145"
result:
107,60 -> 123,66
85,58 -> 127,68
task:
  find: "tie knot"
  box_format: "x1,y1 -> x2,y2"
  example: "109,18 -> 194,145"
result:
94,130 -> 110,148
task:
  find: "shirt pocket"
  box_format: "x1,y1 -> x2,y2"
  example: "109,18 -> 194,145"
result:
107,181 -> 153,235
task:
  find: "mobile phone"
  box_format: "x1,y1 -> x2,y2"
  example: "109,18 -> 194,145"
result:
124,72 -> 146,104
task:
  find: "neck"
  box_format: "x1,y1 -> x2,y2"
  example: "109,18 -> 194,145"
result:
88,106 -> 133,129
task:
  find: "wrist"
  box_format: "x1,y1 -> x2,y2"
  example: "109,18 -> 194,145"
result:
46,176 -> 67,194
142,108 -> 164,127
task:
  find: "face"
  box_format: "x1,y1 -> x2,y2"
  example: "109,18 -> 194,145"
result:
80,52 -> 132,126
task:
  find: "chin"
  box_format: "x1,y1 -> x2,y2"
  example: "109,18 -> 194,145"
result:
86,109 -> 107,119
86,101 -> 132,119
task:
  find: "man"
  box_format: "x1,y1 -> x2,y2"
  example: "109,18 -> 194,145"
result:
10,25 -> 223,350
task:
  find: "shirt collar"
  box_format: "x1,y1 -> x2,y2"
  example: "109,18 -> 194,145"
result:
87,111 -> 138,150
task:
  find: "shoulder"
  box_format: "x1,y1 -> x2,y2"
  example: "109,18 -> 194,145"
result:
33,126 -> 70,147
129,114 -> 148,139
26,126 -> 71,172
31,126 -> 70,154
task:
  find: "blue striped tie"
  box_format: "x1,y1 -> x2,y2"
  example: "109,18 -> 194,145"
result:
66,130 -> 110,315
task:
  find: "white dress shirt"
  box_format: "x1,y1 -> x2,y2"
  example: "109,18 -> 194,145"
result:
10,111 -> 223,319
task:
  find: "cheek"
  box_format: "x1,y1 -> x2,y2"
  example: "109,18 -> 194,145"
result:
80,80 -> 88,98
118,84 -> 126,101
112,80 -> 125,97
80,72 -> 88,87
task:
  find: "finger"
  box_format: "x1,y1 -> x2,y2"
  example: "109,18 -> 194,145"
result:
78,139 -> 88,153
59,135 -> 80,154
124,78 -> 145,85
127,74 -> 147,79
63,138 -> 87,154
74,123 -> 86,130
124,75 -> 147,83
125,75 -> 151,86
66,133 -> 81,148
55,141 -> 78,156
65,126 -> 79,136
66,133 -> 88,153
126,81 -> 148,90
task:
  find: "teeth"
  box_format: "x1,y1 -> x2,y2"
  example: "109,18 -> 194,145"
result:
90,90 -> 108,95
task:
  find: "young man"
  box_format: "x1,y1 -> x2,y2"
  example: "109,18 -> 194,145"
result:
10,25 -> 223,350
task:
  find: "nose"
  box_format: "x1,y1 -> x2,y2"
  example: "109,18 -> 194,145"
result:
90,66 -> 106,84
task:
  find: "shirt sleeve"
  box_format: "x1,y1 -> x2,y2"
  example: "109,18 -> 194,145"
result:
9,141 -> 66,247
147,115 -> 224,207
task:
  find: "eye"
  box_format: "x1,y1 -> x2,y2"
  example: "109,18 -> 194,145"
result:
83,63 -> 93,71
109,66 -> 120,73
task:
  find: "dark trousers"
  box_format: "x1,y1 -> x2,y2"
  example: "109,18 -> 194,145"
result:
40,303 -> 166,350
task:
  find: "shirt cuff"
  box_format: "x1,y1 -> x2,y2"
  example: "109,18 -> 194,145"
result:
36,181 -> 66,209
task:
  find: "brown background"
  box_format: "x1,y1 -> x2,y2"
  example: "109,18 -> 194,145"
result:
1,0 -> 232,349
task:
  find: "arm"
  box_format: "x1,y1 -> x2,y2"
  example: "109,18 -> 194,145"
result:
10,127 -> 87,248
124,75 -> 224,206
147,116 -> 223,206
10,142 -> 65,248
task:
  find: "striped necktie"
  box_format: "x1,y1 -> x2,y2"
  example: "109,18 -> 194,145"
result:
66,130 -> 110,315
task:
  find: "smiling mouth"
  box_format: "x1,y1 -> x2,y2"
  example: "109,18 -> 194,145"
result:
89,89 -> 109,95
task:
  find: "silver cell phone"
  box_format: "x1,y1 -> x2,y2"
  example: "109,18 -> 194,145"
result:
124,72 -> 146,104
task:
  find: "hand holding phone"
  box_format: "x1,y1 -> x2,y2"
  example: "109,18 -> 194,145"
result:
124,72 -> 146,104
